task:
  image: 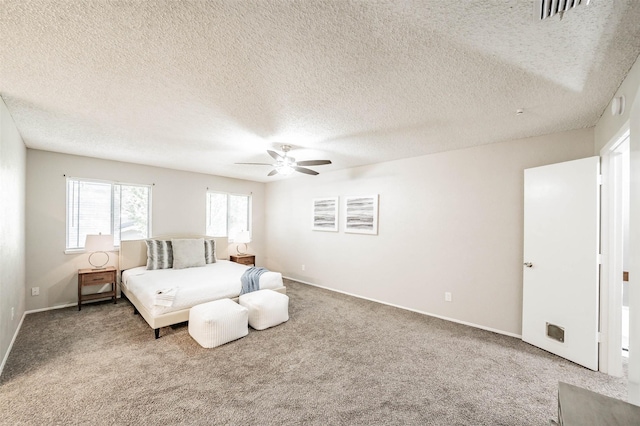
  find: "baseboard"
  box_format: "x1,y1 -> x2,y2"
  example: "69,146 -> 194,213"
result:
24,295 -> 124,314
24,302 -> 77,315
0,311 -> 26,378
284,276 -> 522,339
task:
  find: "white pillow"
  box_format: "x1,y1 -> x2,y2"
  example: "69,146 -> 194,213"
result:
171,238 -> 206,269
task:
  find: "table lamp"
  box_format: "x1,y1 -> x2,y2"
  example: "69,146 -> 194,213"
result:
234,231 -> 251,256
85,234 -> 114,270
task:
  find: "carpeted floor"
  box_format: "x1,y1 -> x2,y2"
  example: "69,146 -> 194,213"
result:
0,279 -> 628,425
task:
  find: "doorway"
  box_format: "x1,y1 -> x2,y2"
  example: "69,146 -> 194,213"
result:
600,126 -> 630,376
617,137 -> 630,357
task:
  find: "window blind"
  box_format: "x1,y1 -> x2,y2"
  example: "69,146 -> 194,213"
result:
66,178 -> 151,249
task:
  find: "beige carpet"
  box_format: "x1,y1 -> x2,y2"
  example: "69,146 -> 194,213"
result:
0,279 -> 628,425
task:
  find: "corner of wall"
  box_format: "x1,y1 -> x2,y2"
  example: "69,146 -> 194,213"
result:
0,96 -> 27,377
595,54 -> 640,153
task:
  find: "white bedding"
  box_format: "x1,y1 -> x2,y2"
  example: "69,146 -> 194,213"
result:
122,260 -> 283,316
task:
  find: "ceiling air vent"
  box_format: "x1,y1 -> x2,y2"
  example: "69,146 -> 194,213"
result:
537,0 -> 591,20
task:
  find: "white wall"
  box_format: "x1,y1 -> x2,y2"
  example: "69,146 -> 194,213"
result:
25,150 -> 266,311
265,129 -> 594,336
595,53 -> 640,404
0,97 -> 26,370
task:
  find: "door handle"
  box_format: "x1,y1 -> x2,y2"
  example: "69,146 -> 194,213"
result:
523,262 -> 533,268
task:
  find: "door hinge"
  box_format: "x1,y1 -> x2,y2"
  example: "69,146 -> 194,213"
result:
597,254 -> 602,264
597,174 -> 603,185
597,332 -> 602,343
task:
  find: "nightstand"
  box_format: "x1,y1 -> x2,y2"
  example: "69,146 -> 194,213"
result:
78,266 -> 117,311
229,254 -> 255,266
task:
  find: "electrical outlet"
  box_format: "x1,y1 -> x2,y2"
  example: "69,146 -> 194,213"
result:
31,287 -> 40,296
301,264 -> 306,271
445,292 -> 452,302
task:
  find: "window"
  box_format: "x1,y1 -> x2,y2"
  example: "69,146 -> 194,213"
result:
206,191 -> 251,240
66,178 -> 152,250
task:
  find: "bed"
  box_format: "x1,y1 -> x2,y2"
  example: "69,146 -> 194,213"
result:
119,235 -> 286,338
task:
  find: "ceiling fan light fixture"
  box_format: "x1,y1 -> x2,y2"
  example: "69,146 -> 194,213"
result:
275,154 -> 297,175
238,144 -> 331,177
275,161 -> 295,176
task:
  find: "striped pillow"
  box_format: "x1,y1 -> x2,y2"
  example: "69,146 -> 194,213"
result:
204,239 -> 216,264
145,240 -> 173,270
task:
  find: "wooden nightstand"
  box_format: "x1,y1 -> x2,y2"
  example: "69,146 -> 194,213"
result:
229,254 -> 255,266
78,266 -> 117,311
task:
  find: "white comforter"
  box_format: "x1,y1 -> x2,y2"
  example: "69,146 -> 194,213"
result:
121,260 -> 283,316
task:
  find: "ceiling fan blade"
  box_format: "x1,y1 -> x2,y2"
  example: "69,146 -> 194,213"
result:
294,166 -> 319,176
235,162 -> 273,166
296,160 -> 332,166
267,169 -> 279,176
267,150 -> 283,161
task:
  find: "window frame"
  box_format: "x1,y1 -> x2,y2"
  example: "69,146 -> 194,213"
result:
205,190 -> 252,242
65,177 -> 153,252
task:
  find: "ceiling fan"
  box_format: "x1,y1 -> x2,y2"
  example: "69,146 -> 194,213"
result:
236,145 -> 332,176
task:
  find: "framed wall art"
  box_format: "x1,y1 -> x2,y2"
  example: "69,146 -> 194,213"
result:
312,197 -> 339,232
344,195 -> 378,235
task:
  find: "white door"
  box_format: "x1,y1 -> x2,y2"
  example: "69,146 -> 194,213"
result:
522,156 -> 600,371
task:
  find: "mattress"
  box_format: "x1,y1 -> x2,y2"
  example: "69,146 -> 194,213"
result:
121,260 -> 283,316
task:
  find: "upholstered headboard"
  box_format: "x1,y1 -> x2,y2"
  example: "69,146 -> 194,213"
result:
119,235 -> 229,271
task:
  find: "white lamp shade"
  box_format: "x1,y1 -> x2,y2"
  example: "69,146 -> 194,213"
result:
85,234 -> 114,252
234,231 -> 251,244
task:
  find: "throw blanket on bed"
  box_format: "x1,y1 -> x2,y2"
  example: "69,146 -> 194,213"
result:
241,267 -> 268,295
154,288 -> 177,307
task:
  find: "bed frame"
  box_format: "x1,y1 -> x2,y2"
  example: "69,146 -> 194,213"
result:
119,235 -> 286,338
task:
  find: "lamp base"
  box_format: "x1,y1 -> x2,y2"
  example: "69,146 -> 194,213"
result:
89,251 -> 110,269
236,243 -> 248,256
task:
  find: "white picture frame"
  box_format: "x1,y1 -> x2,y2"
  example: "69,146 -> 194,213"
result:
344,195 -> 379,235
312,197 -> 339,232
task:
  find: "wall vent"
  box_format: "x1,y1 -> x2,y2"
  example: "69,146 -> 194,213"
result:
546,322 -> 565,342
537,0 -> 591,20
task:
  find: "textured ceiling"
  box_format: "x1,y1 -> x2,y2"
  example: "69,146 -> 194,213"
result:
1,1 -> 640,182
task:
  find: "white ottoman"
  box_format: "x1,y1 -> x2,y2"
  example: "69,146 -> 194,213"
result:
239,289 -> 289,330
188,299 -> 248,348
